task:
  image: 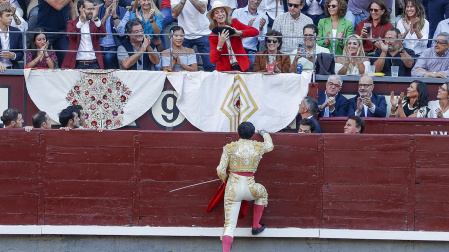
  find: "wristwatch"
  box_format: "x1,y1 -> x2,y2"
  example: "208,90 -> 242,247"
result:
217,46 -> 222,51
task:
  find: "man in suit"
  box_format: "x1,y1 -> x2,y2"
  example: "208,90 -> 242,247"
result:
347,75 -> 387,117
61,0 -> 106,69
0,4 -> 23,71
298,96 -> 322,133
318,74 -> 348,118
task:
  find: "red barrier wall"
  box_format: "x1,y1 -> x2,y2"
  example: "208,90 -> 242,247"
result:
1,130 -> 448,231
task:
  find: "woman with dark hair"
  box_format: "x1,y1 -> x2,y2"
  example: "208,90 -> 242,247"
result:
161,26 -> 197,71
26,28 -> 57,68
130,0 -> 164,52
396,0 -> 428,56
390,80 -> 431,118
207,1 -> 259,72
428,82 -> 449,118
253,30 -> 291,73
317,0 -> 353,55
356,0 -> 394,54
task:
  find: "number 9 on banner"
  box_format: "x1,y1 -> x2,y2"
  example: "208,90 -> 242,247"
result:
150,90 -> 186,129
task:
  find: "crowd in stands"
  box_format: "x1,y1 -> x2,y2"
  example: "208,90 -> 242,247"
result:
0,0 -> 445,75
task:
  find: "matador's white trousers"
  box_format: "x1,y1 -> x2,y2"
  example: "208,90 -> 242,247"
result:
222,172 -> 268,238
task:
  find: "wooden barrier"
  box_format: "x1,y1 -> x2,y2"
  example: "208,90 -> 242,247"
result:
1,129 -> 448,231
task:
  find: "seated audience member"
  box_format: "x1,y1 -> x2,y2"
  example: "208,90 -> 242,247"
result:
302,0 -> 325,25
61,0 -> 107,69
208,1 -> 259,72
257,0 -> 284,28
99,0 -> 129,69
344,115 -> 365,134
254,30 -> 291,73
232,0 -> 268,71
355,0 -> 394,55
290,24 -> 330,72
161,26 -> 197,71
298,96 -> 322,133
32,111 -> 52,129
335,34 -> 370,75
316,0 -> 353,56
58,107 -> 80,129
1,108 -> 23,128
432,18 -> 449,47
427,0 -> 449,43
372,28 -> 415,76
117,19 -> 160,70
130,0 -> 164,52
412,32 -> 449,78
26,28 -> 57,68
428,82 -> 449,118
318,75 -> 348,117
0,4 -> 24,72
390,80 -> 431,118
345,0 -> 393,30
272,0 -> 313,53
396,0 -> 428,56
298,118 -> 315,133
0,0 -> 27,31
347,75 -> 387,117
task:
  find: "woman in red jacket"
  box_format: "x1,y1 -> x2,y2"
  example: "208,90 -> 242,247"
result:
207,1 -> 259,72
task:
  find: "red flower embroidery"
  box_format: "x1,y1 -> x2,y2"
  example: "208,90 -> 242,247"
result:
90,104 -> 96,110
66,97 -> 72,101
85,91 -> 89,95
104,103 -> 109,109
121,110 -> 124,114
74,86 -> 79,90
88,79 -> 93,85
69,92 -> 74,97
121,95 -> 126,102
91,96 -> 96,101
103,95 -> 108,100
115,120 -> 121,126
106,119 -> 112,125
116,81 -> 122,87
122,87 -> 127,92
91,121 -> 97,127
108,88 -> 112,93
72,100 -> 78,105
126,91 -> 131,95
97,100 -> 102,105
102,78 -> 107,83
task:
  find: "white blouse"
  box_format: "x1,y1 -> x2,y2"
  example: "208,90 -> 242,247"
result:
396,18 -> 429,55
428,100 -> 449,118
335,60 -> 370,75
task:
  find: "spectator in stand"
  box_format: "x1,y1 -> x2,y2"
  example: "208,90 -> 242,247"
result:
208,1 -> 258,72
390,80 -> 431,118
37,0 -> 76,67
272,0 -> 313,53
396,0 -> 428,56
32,111 -> 52,129
58,107 -> 80,129
427,0 -> 449,44
161,25 -> 197,71
27,0 -> 39,35
161,0 -> 176,31
289,24 -> 329,72
344,115 -> 364,134
318,75 -> 348,118
171,0 -> 215,71
254,30 -> 291,73
232,0 -> 268,72
335,34 -> 370,74
411,32 -> 449,78
302,0 -> 325,25
347,75 -> 387,117
317,0 -> 352,56
298,118 -> 315,133
0,0 -> 27,31
0,4 -> 24,72
209,0 -> 238,10
298,96 -> 322,133
356,0 -> 394,55
26,28 -> 57,68
428,83 -> 449,119
98,0 -> 129,69
372,28 -> 415,76
130,0 -> 164,52
1,108 -> 23,128
258,0 -> 284,28
117,19 -> 160,69
432,18 -> 449,47
62,0 -> 106,69
345,0 -> 392,30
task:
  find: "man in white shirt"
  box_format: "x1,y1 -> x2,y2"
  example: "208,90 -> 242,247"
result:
61,0 -> 107,69
0,3 -> 23,72
171,0 -> 215,71
257,0 -> 284,27
272,0 -> 313,52
0,0 -> 27,31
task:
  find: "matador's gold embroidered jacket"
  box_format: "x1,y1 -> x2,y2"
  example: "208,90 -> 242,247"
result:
217,133 -> 274,182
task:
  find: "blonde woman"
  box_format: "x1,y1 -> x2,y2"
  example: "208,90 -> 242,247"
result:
335,34 -> 370,74
396,0 -> 428,56
428,83 -> 449,118
130,0 -> 164,52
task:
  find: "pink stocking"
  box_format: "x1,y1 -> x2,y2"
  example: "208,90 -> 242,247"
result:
253,204 -> 264,229
222,235 -> 233,252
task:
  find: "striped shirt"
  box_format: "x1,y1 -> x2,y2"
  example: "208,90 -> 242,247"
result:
272,12 -> 313,53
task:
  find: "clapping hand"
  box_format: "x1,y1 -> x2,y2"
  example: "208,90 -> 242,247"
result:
79,6 -> 87,22
435,108 -> 444,118
259,18 -> 266,31
248,18 -> 256,27
218,29 -> 230,47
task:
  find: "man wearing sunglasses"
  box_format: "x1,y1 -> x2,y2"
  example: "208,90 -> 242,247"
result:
272,0 -> 313,52
347,75 -> 387,117
412,32 -> 449,78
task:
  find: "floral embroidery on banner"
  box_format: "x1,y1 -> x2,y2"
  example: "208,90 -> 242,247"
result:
66,71 -> 132,129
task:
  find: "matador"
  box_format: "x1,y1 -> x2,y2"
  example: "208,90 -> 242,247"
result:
216,122 -> 274,252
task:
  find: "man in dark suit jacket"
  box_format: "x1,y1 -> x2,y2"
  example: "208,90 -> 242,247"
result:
347,75 -> 387,117
299,96 -> 322,133
61,0 -> 106,69
318,75 -> 348,118
0,4 -> 23,71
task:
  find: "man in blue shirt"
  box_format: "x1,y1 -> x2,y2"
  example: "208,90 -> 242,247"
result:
232,0 -> 268,71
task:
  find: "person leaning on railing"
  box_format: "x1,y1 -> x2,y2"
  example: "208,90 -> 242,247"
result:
161,25 -> 198,71
390,80 -> 431,118
253,29 -> 291,73
26,28 -> 57,68
335,34 -> 369,75
428,82 -> 449,119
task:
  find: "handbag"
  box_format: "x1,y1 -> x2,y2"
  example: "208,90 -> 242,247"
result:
315,53 -> 335,75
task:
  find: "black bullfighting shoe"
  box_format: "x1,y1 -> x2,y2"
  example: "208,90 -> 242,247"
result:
251,224 -> 266,235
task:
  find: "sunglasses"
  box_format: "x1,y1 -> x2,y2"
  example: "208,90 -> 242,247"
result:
267,39 -> 278,44
369,8 -> 381,13
288,3 -> 300,8
327,4 -> 337,8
